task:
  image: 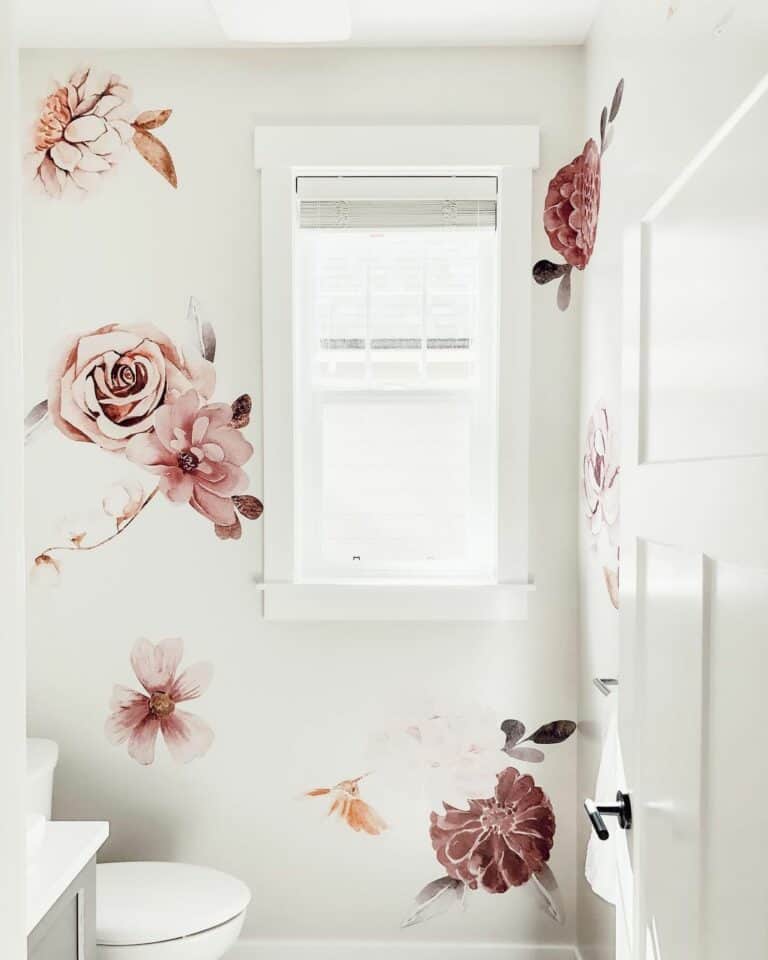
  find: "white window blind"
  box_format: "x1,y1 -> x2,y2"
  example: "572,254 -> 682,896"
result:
294,174 -> 499,583
296,176 -> 497,230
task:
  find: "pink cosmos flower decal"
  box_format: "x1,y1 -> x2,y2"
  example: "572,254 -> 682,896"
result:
126,389 -> 255,533
30,67 -> 177,197
105,637 -> 214,766
533,79 -> 624,311
429,766 -> 555,894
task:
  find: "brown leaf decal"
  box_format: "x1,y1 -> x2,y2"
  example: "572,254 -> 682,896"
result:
609,79 -> 624,122
231,394 -> 252,429
215,516 -> 242,540
133,127 -> 177,188
524,721 -> 577,745
133,108 -> 172,130
233,495 -> 263,520
401,876 -> 465,929
500,718 -> 525,750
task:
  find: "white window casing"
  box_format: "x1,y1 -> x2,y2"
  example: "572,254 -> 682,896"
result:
256,126 -> 539,621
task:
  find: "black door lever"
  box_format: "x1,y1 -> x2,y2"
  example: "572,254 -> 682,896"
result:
584,791 -> 632,841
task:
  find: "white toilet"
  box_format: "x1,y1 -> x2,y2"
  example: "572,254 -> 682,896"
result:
96,861 -> 251,960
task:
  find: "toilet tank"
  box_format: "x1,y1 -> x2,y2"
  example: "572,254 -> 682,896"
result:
27,738 -> 59,820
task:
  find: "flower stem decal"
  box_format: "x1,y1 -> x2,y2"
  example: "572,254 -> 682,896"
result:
533,78 -> 625,311
30,68 -> 177,197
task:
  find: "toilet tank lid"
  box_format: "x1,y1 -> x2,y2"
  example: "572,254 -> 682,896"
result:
27,739 -> 59,781
96,861 -> 251,946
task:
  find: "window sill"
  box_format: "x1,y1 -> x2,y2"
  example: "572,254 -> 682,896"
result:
258,581 -> 534,622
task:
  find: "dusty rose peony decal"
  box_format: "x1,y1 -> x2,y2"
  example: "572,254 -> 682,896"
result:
106,637 -> 214,766
305,773 -> 388,836
126,389 -> 254,533
30,67 -> 177,197
29,300 -> 263,580
543,138 -> 601,271
533,78 -> 624,310
430,766 -> 555,894
48,323 -> 215,452
583,403 -> 620,608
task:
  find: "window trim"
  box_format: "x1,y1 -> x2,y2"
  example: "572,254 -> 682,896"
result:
256,125 -> 539,621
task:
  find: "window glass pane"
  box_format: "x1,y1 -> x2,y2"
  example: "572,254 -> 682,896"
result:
295,212 -> 498,582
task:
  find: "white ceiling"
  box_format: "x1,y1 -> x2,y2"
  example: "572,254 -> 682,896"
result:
18,0 -> 601,48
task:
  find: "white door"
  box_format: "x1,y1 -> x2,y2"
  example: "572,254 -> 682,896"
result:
618,74 -> 768,960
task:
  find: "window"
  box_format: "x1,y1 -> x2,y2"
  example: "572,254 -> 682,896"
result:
295,176 -> 498,583
257,126 -> 538,619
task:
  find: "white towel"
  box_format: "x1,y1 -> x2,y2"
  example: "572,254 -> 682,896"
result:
585,697 -> 624,905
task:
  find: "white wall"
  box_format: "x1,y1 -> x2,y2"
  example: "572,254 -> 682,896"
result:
577,2 -> 768,958
22,46 -> 583,946
0,1 -> 26,957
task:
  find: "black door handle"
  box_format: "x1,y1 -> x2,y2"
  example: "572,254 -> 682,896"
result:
584,791 -> 632,841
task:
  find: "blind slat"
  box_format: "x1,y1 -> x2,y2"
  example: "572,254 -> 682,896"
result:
299,198 -> 496,230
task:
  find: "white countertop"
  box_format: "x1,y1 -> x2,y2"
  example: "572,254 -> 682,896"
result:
27,820 -> 109,934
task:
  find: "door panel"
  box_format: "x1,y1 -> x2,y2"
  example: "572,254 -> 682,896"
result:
622,75 -> 768,960
703,560 -> 768,958
643,82 -> 768,464
635,541 -> 704,960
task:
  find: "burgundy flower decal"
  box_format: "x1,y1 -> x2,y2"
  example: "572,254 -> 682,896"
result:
543,138 -> 601,271
29,300 -> 263,580
105,637 -> 214,766
533,79 -> 624,310
30,67 -> 177,197
429,766 -> 555,894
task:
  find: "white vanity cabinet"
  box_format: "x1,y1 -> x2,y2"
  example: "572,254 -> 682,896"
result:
27,822 -> 109,960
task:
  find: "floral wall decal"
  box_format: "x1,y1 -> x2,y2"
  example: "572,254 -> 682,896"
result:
583,402 -> 620,608
430,767 -> 555,893
533,78 -> 625,310
305,773 -> 388,836
404,767 -> 565,928
501,718 -> 577,763
106,637 -> 214,766
29,299 -> 263,580
369,708 -> 576,929
30,67 -> 177,197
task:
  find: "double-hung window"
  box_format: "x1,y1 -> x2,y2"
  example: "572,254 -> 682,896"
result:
295,175 -> 498,583
257,126 -> 538,619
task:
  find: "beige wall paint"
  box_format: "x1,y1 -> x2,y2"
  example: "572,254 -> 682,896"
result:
22,46 -> 583,945
577,2 -> 768,958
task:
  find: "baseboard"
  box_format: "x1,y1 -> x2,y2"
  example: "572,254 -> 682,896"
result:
228,940 -> 578,960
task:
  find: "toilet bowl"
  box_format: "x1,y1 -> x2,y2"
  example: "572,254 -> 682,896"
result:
97,862 -> 251,960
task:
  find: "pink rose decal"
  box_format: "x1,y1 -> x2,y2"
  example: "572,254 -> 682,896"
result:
583,404 -> 619,538
533,79 -> 624,310
49,323 -> 215,451
583,403 -> 620,608
29,301 -> 263,581
126,388 -> 259,536
105,637 -> 214,766
30,67 -> 177,197
430,767 -> 555,894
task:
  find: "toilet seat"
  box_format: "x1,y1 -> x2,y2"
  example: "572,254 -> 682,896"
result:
97,862 -> 251,946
